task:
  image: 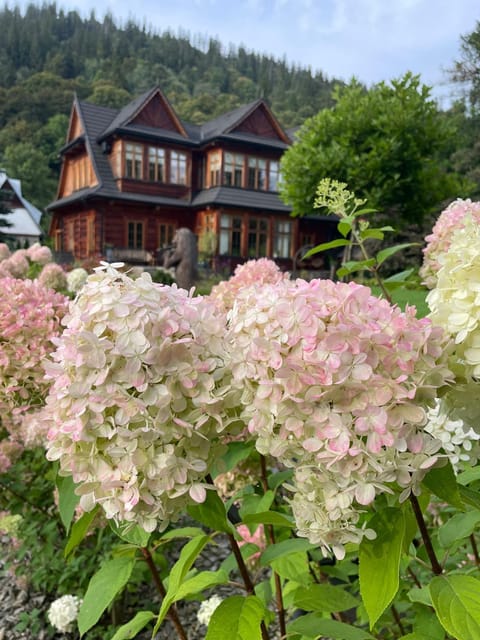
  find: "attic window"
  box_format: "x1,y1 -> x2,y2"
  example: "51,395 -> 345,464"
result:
149,147 -> 165,182
170,151 -> 187,185
125,143 -> 143,179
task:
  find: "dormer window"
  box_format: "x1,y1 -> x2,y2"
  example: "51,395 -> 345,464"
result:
248,158 -> 266,190
125,143 -> 143,179
224,153 -> 244,187
170,151 -> 187,184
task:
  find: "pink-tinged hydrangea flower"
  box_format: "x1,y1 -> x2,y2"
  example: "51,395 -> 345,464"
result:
38,262 -> 68,291
1,252 -> 29,278
227,278 -> 453,557
237,523 -> 266,567
208,258 -> 289,312
420,198 -> 480,288
26,242 -> 53,265
427,215 -> 480,379
66,267 -> 88,293
0,277 -> 68,465
0,243 -> 10,261
43,265 -> 240,533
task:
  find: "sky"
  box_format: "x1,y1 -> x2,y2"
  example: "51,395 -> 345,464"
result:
15,0 -> 480,107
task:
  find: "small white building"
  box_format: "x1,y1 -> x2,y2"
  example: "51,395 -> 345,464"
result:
0,170 -> 42,247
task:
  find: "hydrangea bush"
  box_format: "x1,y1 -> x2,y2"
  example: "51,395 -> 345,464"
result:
0,276 -> 68,470
5,192 -> 480,640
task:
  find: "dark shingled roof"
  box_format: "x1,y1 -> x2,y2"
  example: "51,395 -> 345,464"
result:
191,187 -> 291,213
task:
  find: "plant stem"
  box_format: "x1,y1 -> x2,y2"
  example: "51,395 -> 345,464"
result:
141,547 -> 188,640
470,534 -> 480,567
227,532 -> 270,640
409,494 -> 443,575
391,604 -> 405,635
350,226 -> 392,302
260,456 -> 287,640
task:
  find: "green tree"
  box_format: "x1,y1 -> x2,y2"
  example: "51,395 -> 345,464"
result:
280,73 -> 467,226
450,19 -> 480,109
2,142 -> 57,211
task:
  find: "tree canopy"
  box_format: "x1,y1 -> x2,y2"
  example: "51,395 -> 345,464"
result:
279,74 -> 469,226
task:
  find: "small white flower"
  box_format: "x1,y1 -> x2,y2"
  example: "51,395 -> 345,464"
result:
47,594 -> 82,633
197,594 -> 223,626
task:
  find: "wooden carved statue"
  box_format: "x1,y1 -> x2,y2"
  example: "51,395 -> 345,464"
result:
163,227 -> 198,290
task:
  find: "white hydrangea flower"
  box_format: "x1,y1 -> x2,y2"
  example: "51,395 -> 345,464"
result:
197,594 -> 223,626
66,267 -> 88,293
425,399 -> 480,468
47,594 -> 82,633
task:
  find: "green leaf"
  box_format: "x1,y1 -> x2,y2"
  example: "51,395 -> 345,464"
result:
205,595 -> 265,640
359,228 -> 385,240
174,569 -> 229,602
212,441 -> 255,476
64,508 -> 98,560
260,538 -> 317,566
383,268 -> 415,283
338,220 -> 353,237
78,556 -> 135,636
359,507 -> 405,629
187,489 -> 234,533
459,486 -> 480,510
430,574 -> 480,640
337,258 -> 376,277
109,521 -> 150,547
422,461 -> 464,509
407,586 -> 432,606
241,511 -> 295,528
110,611 -> 155,640
302,238 -> 350,258
287,613 -> 375,639
353,207 -> 378,217
270,551 -> 311,586
376,243 -> 418,267
268,468 -> 293,491
293,584 -> 360,612
457,467 -> 480,486
56,474 -> 79,534
156,526 -> 205,542
438,511 -> 480,549
153,535 -> 210,634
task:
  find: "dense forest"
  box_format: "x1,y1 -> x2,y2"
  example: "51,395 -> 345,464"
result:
0,3 -> 479,227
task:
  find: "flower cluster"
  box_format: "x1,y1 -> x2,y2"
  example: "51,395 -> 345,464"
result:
0,242 -> 68,289
0,277 -> 68,469
66,267 -> 88,293
208,258 -> 289,312
43,265 -> 240,533
47,594 -> 82,633
227,277 -> 453,557
38,262 -> 68,291
425,399 -> 480,468
420,198 -> 480,288
197,594 -> 223,626
426,214 -> 480,380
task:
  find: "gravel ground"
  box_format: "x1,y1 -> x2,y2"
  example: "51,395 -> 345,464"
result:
0,534 -> 280,640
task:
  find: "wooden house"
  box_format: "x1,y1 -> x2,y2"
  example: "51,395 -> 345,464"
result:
48,87 -> 337,273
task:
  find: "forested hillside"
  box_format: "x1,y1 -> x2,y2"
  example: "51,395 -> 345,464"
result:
0,3 -> 342,215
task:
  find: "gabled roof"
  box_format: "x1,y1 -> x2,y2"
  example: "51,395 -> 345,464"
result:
0,172 -> 43,237
199,99 -> 290,145
98,87 -> 187,141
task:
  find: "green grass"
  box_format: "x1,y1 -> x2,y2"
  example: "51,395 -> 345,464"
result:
370,285 -> 429,318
